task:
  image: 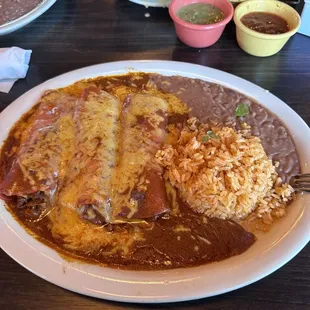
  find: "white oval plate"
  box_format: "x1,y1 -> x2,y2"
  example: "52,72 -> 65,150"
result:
0,61 -> 309,303
0,0 -> 57,36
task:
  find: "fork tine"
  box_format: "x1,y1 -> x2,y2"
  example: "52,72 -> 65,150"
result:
293,174 -> 310,179
293,184 -> 310,189
292,177 -> 310,183
291,174 -> 310,192
293,188 -> 310,193
292,181 -> 310,185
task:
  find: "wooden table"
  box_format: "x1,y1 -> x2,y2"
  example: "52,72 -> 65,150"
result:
0,1 -> 309,309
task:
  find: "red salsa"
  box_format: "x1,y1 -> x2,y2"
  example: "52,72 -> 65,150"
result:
241,12 -> 289,35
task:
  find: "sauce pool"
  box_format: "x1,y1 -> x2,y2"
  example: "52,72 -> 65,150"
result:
177,3 -> 224,25
241,12 -> 290,35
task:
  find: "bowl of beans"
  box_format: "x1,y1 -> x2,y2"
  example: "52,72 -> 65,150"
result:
234,0 -> 301,57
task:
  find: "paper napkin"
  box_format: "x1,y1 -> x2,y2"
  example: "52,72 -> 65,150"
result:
0,47 -> 32,93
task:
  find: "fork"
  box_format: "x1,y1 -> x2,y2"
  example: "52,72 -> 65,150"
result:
291,174 -> 310,192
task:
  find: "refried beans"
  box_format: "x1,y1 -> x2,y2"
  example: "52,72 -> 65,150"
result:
0,0 -> 43,26
149,74 -> 300,183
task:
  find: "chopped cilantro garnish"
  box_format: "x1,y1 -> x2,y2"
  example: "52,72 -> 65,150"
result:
202,130 -> 219,142
235,103 -> 249,117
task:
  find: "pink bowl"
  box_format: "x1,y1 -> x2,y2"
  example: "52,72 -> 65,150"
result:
169,0 -> 234,48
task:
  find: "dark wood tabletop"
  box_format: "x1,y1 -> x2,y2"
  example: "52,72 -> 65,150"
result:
0,1 -> 309,309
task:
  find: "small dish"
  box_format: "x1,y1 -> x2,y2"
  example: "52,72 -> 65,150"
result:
234,0 -> 301,57
129,0 -> 171,7
0,0 -> 57,36
169,0 -> 234,48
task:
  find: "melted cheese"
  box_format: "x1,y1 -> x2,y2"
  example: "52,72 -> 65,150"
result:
165,181 -> 179,216
58,89 -> 121,221
4,91 -> 76,196
61,81 -> 95,97
48,203 -> 144,255
110,94 -> 168,220
144,86 -> 190,116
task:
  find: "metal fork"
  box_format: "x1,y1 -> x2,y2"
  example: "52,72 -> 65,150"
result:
291,174 -> 310,192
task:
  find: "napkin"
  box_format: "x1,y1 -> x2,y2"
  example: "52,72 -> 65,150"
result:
298,0 -> 310,37
0,47 -> 32,93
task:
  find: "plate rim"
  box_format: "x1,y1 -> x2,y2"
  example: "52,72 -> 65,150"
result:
129,0 -> 171,8
0,60 -> 309,303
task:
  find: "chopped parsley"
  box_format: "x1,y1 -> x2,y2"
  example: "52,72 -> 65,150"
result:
202,130 -> 219,142
235,103 -> 249,117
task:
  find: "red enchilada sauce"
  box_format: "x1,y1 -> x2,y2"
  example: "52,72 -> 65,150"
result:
241,12 -> 289,35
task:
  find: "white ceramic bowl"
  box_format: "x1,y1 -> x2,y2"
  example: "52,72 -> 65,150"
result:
129,0 -> 171,7
0,61 -> 309,303
0,0 -> 57,36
